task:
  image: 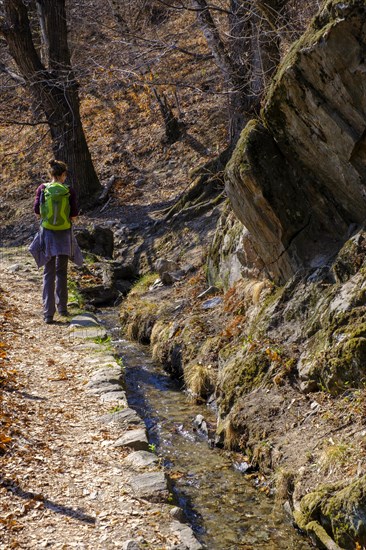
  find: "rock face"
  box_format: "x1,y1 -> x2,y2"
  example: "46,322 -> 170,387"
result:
206,203 -> 266,289
75,225 -> 114,258
225,0 -> 366,284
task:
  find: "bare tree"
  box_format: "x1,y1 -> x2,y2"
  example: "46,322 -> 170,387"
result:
191,0 -> 287,144
107,0 -> 185,144
1,0 -> 101,201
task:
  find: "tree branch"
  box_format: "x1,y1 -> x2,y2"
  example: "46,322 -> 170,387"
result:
191,0 -> 239,81
156,0 -> 233,15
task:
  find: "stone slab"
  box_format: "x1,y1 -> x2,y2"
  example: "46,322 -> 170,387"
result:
99,408 -> 144,429
129,471 -> 168,502
69,313 -> 100,327
100,391 -> 128,407
69,325 -> 108,340
86,382 -> 123,395
124,450 -> 158,469
113,428 -> 149,451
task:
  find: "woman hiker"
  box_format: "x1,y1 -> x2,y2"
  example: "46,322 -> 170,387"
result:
29,159 -> 83,324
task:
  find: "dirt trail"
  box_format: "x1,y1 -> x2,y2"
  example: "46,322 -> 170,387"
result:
0,248 -> 186,549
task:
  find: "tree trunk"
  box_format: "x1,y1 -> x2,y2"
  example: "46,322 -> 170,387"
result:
192,0 -> 257,145
192,0 -> 285,145
2,0 -> 101,202
152,86 -> 183,144
251,0 -> 283,93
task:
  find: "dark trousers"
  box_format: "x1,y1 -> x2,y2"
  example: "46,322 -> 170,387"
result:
43,255 -> 68,318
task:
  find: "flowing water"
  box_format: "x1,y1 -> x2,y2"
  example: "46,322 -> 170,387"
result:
101,310 -> 313,550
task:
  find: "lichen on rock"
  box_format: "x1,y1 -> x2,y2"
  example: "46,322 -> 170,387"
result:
295,476 -> 366,549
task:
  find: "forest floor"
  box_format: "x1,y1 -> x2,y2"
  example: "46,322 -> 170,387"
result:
0,247 -> 196,550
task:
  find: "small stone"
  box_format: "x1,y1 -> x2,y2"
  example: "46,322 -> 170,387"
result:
170,506 -> 185,521
135,177 -> 147,188
283,500 -> 293,518
201,297 -> 223,309
8,263 -> 21,273
193,414 -> 205,429
155,258 -> 179,276
122,540 -> 141,550
161,270 -> 186,285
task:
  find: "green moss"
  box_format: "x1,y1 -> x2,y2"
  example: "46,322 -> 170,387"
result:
313,328 -> 366,394
300,484 -> 339,525
323,476 -> 366,548
218,349 -> 271,415
332,240 -> 360,283
298,476 -> 366,549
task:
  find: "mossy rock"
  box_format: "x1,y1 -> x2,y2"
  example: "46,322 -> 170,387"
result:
300,308 -> 366,394
298,476 -> 366,549
217,348 -> 271,415
120,298 -> 159,343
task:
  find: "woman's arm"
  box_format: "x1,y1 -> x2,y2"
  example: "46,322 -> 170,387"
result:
34,184 -> 45,216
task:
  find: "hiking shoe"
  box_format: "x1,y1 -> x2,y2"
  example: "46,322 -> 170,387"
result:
44,316 -> 54,324
58,310 -> 68,316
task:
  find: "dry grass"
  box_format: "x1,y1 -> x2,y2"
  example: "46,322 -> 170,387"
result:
184,362 -> 215,398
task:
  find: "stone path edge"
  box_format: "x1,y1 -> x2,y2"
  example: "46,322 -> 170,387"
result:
73,312 -> 203,550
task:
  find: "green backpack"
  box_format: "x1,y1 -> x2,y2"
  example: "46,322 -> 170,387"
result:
40,182 -> 71,230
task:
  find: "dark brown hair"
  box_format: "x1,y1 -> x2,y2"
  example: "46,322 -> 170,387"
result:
49,159 -> 67,178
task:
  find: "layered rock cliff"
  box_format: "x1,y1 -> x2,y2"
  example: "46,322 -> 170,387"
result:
225,0 -> 366,284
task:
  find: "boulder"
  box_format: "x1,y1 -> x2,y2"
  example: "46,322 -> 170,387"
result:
207,205 -> 265,290
75,225 -> 114,258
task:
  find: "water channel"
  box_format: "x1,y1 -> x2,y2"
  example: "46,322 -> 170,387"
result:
101,309 -> 314,550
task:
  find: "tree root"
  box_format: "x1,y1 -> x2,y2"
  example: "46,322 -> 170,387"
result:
159,147 -> 232,223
